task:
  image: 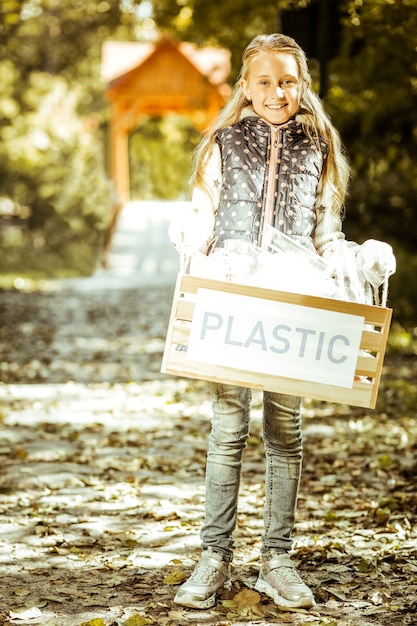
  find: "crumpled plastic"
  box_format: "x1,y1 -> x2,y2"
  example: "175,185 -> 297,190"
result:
189,231 -> 340,299
188,227 -> 396,305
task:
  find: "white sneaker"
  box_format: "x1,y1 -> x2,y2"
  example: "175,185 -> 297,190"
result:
173,549 -> 230,609
255,553 -> 315,608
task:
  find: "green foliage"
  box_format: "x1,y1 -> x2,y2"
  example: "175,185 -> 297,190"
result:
0,0 -> 143,277
326,0 -> 417,253
387,248 -> 417,328
0,0 -> 134,79
324,0 -> 417,328
0,66 -> 111,275
129,115 -> 201,199
151,0 -> 281,79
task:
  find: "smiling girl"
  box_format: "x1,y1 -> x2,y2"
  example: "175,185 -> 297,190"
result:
169,33 -> 392,612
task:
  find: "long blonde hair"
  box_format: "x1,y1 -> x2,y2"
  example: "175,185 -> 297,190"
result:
191,33 -> 350,217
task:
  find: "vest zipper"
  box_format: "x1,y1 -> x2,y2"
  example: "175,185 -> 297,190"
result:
261,125 -> 281,249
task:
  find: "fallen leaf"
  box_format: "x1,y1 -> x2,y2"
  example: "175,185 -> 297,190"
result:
25,599 -> 48,609
14,588 -> 31,597
123,615 -> 153,626
323,586 -> 349,601
40,595 -> 66,603
9,607 -> 43,620
233,588 -> 261,607
163,570 -> 188,584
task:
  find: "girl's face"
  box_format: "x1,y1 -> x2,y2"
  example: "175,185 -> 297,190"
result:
240,51 -> 300,125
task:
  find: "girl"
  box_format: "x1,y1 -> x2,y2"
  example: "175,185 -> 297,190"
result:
169,33 -> 393,611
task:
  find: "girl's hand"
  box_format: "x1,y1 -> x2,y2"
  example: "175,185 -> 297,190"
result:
168,204 -> 214,256
356,239 -> 396,287
168,211 -> 199,255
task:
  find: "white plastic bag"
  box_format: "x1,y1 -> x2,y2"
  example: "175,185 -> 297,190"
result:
187,226 -> 394,306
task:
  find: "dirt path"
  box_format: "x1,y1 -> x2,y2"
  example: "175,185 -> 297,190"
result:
0,202 -> 416,625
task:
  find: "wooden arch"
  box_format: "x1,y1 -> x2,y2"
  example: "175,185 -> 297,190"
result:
102,37 -> 231,205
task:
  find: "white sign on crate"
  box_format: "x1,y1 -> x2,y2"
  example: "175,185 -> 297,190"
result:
187,288 -> 365,388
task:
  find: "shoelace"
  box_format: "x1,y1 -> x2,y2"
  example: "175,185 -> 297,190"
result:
271,566 -> 304,585
189,564 -> 221,584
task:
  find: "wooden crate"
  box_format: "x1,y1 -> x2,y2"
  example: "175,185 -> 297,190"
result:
161,274 -> 392,409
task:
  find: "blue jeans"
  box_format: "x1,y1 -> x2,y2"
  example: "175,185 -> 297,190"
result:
201,383 -> 302,560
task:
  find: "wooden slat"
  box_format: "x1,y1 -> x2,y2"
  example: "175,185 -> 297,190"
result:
171,323 -> 191,344
360,328 -> 385,352
176,299 -> 195,322
180,275 -> 391,327
356,353 -> 378,377
164,349 -> 374,408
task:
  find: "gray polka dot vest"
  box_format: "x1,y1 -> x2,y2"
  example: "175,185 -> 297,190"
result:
212,116 -> 328,250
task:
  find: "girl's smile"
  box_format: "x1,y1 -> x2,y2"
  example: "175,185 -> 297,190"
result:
240,51 -> 300,125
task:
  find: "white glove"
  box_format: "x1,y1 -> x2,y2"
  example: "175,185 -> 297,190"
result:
168,216 -> 194,253
356,239 -> 396,287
